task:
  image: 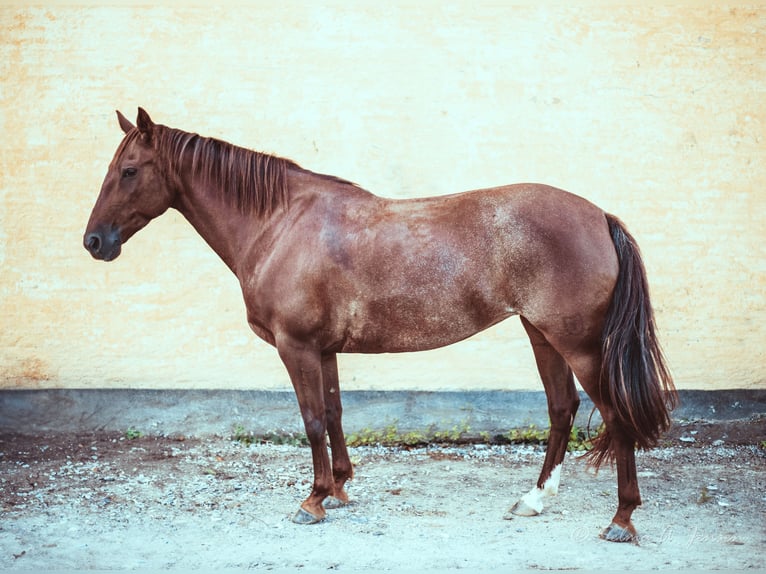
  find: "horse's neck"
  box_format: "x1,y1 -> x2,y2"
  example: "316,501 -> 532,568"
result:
172,167 -> 368,276
171,179 -> 266,276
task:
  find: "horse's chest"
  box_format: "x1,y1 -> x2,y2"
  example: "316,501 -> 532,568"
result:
246,316 -> 276,347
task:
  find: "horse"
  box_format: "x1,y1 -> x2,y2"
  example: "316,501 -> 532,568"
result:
84,108 -> 676,541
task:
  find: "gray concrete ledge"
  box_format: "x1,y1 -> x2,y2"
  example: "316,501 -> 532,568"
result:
1,389 -> 763,437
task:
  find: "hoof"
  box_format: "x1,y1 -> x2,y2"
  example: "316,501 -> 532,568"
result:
292,507 -> 325,525
505,499 -> 541,519
600,522 -> 638,543
323,496 -> 349,510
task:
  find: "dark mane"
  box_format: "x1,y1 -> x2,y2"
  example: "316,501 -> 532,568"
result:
152,126 -> 297,216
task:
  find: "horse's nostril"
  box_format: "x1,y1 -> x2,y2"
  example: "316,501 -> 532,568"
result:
85,232 -> 101,254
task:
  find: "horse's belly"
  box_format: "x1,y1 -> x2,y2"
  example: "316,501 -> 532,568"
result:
338,295 -> 517,353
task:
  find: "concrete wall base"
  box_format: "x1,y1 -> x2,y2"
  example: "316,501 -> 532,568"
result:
1,389 -> 763,437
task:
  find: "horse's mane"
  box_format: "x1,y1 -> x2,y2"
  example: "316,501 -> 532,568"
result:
145,125 -> 358,216
152,126 -> 294,215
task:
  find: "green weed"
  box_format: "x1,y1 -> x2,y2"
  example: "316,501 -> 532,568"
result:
697,486 -> 713,504
346,423 -> 427,447
486,423 -> 602,451
232,420 -> 603,450
346,420 -> 472,447
501,423 -> 549,445
568,423 -> 605,452
232,425 -> 307,447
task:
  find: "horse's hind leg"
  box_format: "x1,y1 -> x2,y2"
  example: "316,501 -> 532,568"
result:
598,420 -> 641,542
507,318 -> 580,518
567,349 -> 642,542
321,353 -> 354,509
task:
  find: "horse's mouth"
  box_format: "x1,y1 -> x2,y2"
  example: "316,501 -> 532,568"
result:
101,243 -> 122,262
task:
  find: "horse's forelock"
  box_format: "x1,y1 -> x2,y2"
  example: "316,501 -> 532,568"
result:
109,128 -> 141,167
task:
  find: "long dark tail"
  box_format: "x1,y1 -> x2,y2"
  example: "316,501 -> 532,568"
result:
587,214 -> 678,467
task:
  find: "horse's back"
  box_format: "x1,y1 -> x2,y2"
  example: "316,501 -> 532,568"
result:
422,182 -> 619,345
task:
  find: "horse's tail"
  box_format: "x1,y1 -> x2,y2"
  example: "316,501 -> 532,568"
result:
586,213 -> 678,468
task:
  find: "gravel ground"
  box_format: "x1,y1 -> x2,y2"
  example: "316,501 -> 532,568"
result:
0,426 -> 764,571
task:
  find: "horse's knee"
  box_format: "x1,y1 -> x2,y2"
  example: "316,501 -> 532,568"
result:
302,415 -> 326,444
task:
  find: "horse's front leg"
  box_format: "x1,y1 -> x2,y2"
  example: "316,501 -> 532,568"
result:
277,337 -> 333,524
321,353 -> 354,509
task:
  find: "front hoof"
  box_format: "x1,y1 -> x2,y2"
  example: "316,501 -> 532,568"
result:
600,522 -> 638,543
292,507 -> 325,525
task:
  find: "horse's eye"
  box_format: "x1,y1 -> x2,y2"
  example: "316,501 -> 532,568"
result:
122,167 -> 138,179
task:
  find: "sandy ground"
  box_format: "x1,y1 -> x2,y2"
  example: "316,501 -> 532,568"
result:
1,425 -> 764,571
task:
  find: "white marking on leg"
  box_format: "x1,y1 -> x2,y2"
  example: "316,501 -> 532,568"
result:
543,463 -> 562,496
519,464 -> 562,514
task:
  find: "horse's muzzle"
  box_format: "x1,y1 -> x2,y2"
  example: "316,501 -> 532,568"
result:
84,226 -> 122,261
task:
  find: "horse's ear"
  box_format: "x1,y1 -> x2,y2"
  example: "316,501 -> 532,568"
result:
116,110 -> 135,134
136,107 -> 155,141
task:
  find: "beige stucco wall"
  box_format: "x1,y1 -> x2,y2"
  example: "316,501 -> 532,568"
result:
1,4 -> 764,391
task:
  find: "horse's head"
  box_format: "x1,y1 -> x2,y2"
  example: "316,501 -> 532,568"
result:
84,108 -> 175,261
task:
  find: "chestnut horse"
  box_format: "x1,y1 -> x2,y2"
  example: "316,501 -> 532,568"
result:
84,109 -> 676,541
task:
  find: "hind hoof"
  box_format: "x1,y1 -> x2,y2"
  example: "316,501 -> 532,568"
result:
600,522 -> 638,543
505,499 -> 541,519
292,507 -> 325,525
323,496 -> 349,510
